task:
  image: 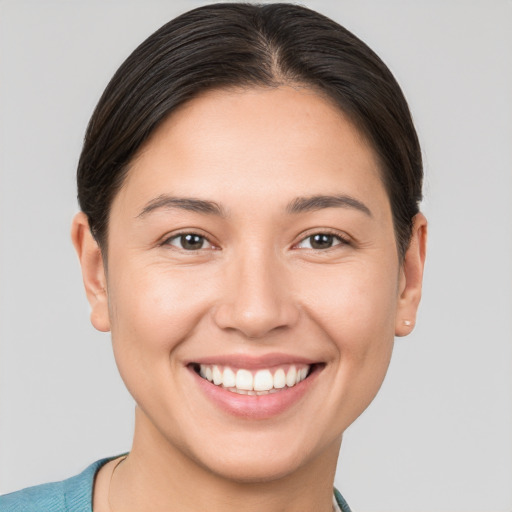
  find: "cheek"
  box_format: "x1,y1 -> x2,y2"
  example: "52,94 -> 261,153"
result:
106,263 -> 218,386
301,259 -> 398,334
299,260 -> 398,428
296,257 -> 398,387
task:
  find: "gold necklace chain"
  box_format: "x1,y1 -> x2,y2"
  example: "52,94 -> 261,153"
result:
108,455 -> 128,512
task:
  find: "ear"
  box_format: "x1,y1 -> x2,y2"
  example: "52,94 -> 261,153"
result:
395,213 -> 427,337
71,212 -> 111,332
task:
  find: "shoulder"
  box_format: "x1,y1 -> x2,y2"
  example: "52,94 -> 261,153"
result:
0,479 -> 66,512
334,487 -> 353,512
0,458 -> 115,512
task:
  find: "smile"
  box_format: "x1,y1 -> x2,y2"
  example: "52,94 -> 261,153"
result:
193,364 -> 311,395
188,358 -> 324,419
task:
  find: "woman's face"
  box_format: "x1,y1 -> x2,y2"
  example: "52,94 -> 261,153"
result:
75,86 -> 425,482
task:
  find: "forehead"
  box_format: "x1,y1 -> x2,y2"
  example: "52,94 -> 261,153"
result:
115,86 -> 389,217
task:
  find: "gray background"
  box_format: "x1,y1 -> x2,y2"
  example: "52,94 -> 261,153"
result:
1,1 -> 511,511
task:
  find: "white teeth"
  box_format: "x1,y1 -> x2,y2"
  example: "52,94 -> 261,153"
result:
273,368 -> 286,389
212,365 -> 222,385
222,367 -> 236,387
253,369 -> 273,391
286,366 -> 297,387
236,369 -> 253,390
197,363 -> 311,393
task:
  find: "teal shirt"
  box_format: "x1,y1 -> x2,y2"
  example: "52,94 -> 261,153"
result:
0,458 -> 352,511
0,458 -> 109,512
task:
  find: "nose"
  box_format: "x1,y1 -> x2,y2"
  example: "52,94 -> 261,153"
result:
212,250 -> 300,340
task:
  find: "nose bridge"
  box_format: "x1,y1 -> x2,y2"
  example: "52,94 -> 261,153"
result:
213,244 -> 298,338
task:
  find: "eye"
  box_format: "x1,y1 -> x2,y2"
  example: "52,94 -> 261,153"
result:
165,233 -> 211,251
296,232 -> 346,250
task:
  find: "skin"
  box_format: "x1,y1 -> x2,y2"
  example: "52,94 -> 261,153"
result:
72,86 -> 427,512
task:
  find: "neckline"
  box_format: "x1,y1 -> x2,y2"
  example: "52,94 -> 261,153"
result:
63,455 -> 124,512
63,456 -> 350,512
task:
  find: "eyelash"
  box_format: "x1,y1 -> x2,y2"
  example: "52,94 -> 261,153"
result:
293,230 -> 350,251
162,231 -> 216,251
161,229 -> 350,252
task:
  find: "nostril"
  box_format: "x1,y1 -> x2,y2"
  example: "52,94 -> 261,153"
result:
211,286 -> 300,340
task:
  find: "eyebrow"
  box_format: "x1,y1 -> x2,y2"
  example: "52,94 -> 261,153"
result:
286,194 -> 372,217
137,195 -> 226,218
137,193 -> 372,219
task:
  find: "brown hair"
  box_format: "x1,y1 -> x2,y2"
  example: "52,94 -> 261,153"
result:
77,2 -> 422,259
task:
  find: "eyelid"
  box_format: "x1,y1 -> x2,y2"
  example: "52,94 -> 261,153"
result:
160,229 -> 219,250
292,228 -> 352,249
158,228 -> 351,251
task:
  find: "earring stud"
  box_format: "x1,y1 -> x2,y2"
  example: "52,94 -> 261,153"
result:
403,320 -> 411,326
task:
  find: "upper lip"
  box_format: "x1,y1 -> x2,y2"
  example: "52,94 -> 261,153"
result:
185,352 -> 320,369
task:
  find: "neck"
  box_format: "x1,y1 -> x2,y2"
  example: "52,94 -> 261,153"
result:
110,407 -> 341,512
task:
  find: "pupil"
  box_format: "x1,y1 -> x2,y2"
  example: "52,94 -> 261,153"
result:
181,234 -> 203,250
311,234 -> 333,249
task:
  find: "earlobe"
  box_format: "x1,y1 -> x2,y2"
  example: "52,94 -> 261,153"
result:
395,213 -> 427,337
71,212 -> 111,332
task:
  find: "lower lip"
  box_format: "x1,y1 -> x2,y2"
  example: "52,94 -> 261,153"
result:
190,366 -> 321,420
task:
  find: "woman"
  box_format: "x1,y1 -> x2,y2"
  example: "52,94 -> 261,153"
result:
0,3 -> 426,511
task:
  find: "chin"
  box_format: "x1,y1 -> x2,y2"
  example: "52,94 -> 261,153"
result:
180,425 -> 337,485
199,449 -> 311,484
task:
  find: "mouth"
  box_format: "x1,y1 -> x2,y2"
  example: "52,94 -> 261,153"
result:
188,362 -> 322,396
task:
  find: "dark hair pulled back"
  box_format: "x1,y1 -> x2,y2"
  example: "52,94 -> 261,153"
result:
77,2 -> 422,259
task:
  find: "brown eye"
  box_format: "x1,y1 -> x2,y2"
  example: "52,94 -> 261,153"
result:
167,233 -> 208,250
296,233 -> 345,250
310,234 -> 334,249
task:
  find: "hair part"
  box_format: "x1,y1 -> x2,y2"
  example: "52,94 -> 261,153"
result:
77,2 -> 422,260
